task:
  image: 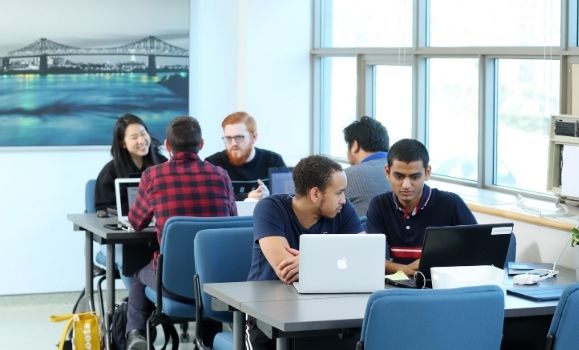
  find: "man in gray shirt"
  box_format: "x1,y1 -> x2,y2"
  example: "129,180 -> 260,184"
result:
343,116 -> 391,216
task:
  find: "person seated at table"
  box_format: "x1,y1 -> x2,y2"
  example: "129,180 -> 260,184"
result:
94,113 -> 167,288
246,155 -> 363,350
366,138 -> 477,276
343,116 -> 391,217
205,111 -> 286,201
125,116 -> 237,350
95,113 -> 167,212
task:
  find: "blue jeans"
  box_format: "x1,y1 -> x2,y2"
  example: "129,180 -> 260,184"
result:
126,260 -> 156,334
97,244 -> 135,288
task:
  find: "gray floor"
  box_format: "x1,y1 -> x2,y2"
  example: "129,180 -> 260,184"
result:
0,291 -> 197,349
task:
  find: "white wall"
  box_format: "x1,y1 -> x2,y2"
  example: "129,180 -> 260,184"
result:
0,0 -> 312,295
191,0 -> 311,165
0,147 -> 110,294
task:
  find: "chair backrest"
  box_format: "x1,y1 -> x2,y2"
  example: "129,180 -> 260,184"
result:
546,283 -> 579,350
359,215 -> 368,232
160,216 -> 254,300
358,285 -> 504,350
85,179 -> 97,214
194,226 -> 254,324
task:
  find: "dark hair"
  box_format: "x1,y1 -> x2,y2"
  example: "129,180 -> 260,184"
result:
293,155 -> 343,196
166,116 -> 203,153
110,113 -> 164,177
387,138 -> 429,168
343,116 -> 389,152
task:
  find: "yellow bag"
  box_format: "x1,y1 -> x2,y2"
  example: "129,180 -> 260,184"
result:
50,312 -> 102,350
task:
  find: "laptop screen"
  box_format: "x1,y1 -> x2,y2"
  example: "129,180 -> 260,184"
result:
268,167 -> 295,195
417,223 -> 513,286
114,178 -> 140,218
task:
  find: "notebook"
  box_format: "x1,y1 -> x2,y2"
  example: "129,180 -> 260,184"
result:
293,234 -> 385,294
506,285 -> 568,301
268,167 -> 295,195
114,178 -> 154,229
385,223 -> 514,289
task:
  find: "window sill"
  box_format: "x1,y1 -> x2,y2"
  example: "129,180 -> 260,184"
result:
429,180 -> 579,232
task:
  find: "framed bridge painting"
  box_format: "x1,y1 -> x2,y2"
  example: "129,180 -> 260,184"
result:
0,0 -> 189,147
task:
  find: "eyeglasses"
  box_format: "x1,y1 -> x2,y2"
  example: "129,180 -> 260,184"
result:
222,135 -> 245,144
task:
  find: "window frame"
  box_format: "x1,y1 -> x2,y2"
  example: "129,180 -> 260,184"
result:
312,0 -> 574,200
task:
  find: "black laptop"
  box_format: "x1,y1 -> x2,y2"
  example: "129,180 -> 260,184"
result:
386,223 -> 514,288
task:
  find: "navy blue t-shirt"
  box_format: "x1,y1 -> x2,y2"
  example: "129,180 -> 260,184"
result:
366,185 -> 476,264
247,194 -> 363,281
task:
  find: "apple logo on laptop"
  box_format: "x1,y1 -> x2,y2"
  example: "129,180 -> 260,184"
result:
336,256 -> 348,270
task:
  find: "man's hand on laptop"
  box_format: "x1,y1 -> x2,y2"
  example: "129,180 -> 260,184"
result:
386,259 -> 420,276
277,246 -> 300,284
401,259 -> 420,276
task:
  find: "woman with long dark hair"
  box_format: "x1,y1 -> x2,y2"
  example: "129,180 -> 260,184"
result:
95,113 -> 167,211
94,113 -> 167,288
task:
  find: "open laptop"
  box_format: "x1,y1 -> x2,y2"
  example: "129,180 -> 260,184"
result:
114,178 -> 154,229
268,167 -> 295,195
293,234 -> 385,294
235,200 -> 257,216
386,223 -> 514,289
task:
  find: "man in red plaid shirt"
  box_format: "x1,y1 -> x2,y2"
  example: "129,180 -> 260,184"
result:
126,116 -> 237,350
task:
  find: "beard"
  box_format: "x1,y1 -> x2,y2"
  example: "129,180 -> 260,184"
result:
226,144 -> 254,166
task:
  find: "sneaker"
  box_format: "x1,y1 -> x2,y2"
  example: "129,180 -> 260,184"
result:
126,329 -> 147,350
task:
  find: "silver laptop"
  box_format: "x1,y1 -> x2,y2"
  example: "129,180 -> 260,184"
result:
235,200 -> 257,216
294,234 -> 385,294
114,178 -> 154,229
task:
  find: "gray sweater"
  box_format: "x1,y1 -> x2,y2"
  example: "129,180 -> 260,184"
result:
345,157 -> 391,217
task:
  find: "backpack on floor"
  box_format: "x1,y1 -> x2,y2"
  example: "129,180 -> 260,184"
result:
110,297 -> 178,350
110,298 -> 128,350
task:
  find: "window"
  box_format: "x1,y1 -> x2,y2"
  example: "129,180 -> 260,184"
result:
427,58 -> 479,182
314,0 -> 570,198
496,59 -> 560,191
429,0 -> 560,47
318,56 -> 357,158
320,0 -> 412,48
374,65 -> 413,143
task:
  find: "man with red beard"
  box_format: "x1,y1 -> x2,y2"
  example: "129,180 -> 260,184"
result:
206,111 -> 286,201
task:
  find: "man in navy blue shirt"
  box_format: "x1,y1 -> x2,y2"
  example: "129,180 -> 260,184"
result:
367,138 -> 476,276
248,155 -> 363,282
246,155 -> 363,349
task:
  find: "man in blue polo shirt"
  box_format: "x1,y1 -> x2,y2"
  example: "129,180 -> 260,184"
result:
367,138 -> 476,276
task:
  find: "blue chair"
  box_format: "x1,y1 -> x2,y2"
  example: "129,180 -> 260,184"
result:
356,285 -> 505,350
193,227 -> 254,350
144,216 -> 254,349
545,283 -> 579,350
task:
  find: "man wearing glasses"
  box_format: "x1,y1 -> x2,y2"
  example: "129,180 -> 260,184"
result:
206,111 -> 286,201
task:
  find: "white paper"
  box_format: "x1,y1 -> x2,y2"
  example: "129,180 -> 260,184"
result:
561,145 -> 579,198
